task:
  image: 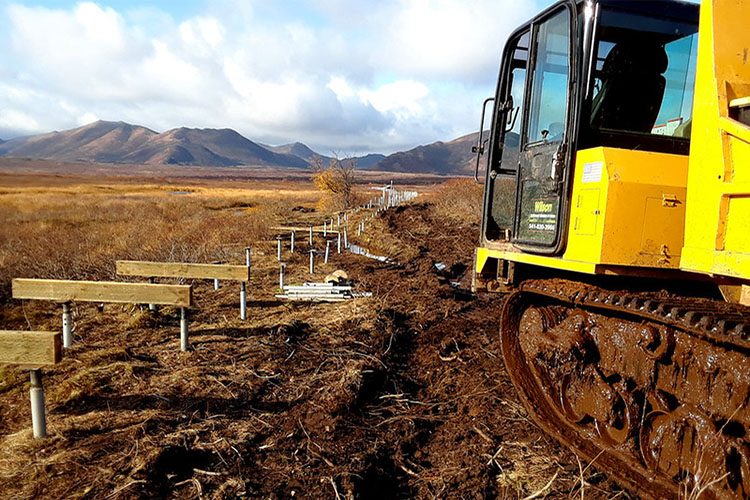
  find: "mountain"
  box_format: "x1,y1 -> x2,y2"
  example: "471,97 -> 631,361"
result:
264,143 -> 384,169
265,142 -> 330,164
354,153 -> 386,168
367,131 -> 482,175
0,121 -> 308,168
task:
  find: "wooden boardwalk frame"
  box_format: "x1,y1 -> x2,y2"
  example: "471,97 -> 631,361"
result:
116,261 -> 250,281
271,226 -> 340,235
0,331 -> 62,367
12,279 -> 193,307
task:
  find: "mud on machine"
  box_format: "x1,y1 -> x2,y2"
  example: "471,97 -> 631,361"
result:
472,1 -> 750,498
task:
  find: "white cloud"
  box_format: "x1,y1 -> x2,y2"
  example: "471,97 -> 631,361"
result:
359,80 -> 429,117
1,0 -> 541,152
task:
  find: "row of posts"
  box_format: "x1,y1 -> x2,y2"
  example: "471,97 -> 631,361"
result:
32,190 -> 417,439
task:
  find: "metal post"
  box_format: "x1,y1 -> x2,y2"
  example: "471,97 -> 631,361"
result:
30,370 -> 46,439
309,225 -> 313,245
240,282 -> 247,320
330,217 -> 334,229
358,222 -> 362,236
325,241 -> 330,264
180,307 -> 189,352
277,236 -> 282,261
337,214 -> 341,226
324,221 -> 327,237
290,230 -> 295,253
280,263 -> 286,289
344,227 -> 348,248
62,302 -> 72,348
148,277 -> 157,311
214,278 -> 220,290
337,232 -> 341,254
245,247 -> 252,268
309,249 -> 315,274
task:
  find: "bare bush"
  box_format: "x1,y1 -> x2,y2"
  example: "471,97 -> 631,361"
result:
310,155 -> 356,211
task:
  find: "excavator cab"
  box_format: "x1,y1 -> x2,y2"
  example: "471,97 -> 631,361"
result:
476,0 -> 699,256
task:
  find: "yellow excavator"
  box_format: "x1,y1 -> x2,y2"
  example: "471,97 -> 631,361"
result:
472,0 -> 750,498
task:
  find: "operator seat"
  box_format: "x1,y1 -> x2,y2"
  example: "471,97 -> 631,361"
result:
590,41 -> 668,133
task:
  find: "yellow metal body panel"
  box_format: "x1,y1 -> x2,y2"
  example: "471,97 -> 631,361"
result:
680,0 -> 750,281
564,148 -> 687,268
477,147 -> 688,277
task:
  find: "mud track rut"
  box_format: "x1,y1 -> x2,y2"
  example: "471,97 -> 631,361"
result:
0,204 -> 625,499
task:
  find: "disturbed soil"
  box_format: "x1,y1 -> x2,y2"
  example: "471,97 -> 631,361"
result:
0,199 -> 627,498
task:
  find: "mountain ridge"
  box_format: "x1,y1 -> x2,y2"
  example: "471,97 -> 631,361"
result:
0,120 -> 481,175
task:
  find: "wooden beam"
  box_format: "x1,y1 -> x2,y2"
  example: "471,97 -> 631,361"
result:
270,226 -> 340,235
116,261 -> 250,281
12,279 -> 193,307
0,331 -> 61,367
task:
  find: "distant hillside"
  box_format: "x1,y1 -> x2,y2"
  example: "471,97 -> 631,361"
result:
0,121 -> 308,168
266,143 -> 385,169
368,132 -> 482,175
367,131 -> 519,176
265,142 -> 330,164
354,153 -> 386,168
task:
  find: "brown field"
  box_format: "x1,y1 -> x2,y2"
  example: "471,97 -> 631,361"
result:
0,165 -> 623,499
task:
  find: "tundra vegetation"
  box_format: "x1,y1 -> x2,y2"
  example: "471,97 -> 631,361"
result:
0,168 -> 623,499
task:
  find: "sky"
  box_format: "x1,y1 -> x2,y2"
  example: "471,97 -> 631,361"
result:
0,0 -> 700,155
0,0 -> 551,155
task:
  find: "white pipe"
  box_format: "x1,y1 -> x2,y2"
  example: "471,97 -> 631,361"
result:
180,307 -> 189,352
309,226 -> 313,245
240,282 -> 247,320
277,237 -> 282,261
214,278 -> 220,290
309,250 -> 315,274
148,278 -> 157,312
325,241 -> 330,264
280,263 -> 286,289
62,303 -> 72,348
290,231 -> 295,253
337,232 -> 341,254
30,370 -> 46,439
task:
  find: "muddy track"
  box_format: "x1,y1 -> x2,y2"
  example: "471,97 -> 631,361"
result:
502,279 -> 750,500
0,203 -> 625,499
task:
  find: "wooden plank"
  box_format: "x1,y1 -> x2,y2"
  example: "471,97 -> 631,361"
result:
0,331 -> 61,367
116,261 -> 250,281
12,279 -> 193,307
270,226 -> 340,234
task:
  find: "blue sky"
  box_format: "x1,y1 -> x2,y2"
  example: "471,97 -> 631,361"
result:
0,0 -> 698,154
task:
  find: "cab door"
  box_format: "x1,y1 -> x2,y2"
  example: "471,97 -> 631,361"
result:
514,5 -> 575,253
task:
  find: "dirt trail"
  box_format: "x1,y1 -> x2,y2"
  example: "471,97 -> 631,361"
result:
0,202 -> 624,499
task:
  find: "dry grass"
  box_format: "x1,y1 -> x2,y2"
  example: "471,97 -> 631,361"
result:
426,178 -> 484,225
0,178 -> 323,300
